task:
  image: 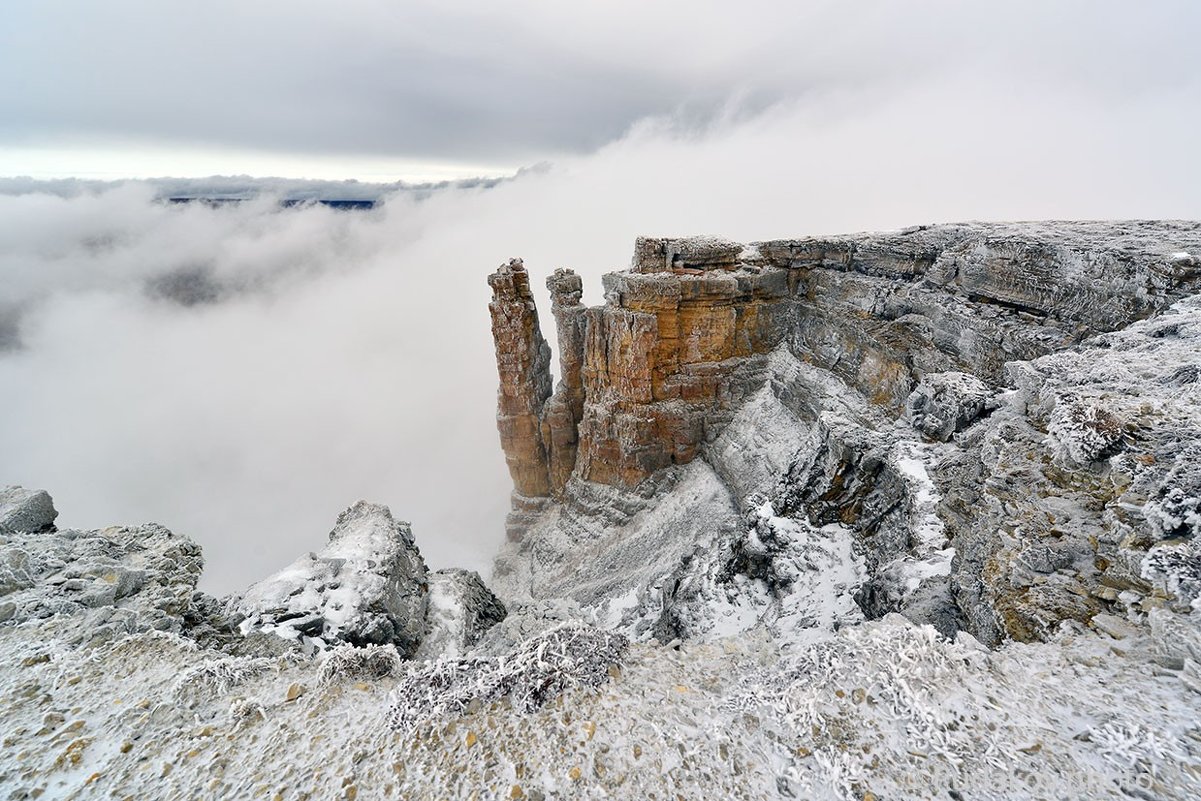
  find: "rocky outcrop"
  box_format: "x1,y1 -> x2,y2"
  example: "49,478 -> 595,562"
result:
1,488 -> 509,662
0,486 -> 203,645
541,268 -> 588,495
940,296 -> 1201,644
413,568 -> 507,660
490,221 -> 1201,648
0,485 -> 57,534
488,236 -> 796,515
231,501 -> 514,659
905,371 -> 994,441
232,500 -> 430,653
487,259 -> 555,538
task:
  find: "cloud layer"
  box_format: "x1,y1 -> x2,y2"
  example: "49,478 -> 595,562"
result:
4,1 -> 1199,164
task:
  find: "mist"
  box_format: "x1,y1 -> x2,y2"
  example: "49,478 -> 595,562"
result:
3,2 -> 1201,594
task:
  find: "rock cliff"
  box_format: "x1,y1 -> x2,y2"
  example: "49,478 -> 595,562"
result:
490,221 -> 1201,648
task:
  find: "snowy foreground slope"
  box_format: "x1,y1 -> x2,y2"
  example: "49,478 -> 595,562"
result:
1,599 -> 1198,800
4,222 -> 1201,799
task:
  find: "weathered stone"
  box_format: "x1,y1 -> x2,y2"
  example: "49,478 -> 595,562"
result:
542,269 -> 587,495
632,236 -> 744,273
905,372 -> 992,441
414,568 -> 507,660
0,520 -> 203,641
233,501 -> 429,654
488,259 -> 554,500
0,486 -> 57,535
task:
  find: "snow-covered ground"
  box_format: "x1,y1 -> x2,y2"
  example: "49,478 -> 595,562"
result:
2,605 -> 1198,800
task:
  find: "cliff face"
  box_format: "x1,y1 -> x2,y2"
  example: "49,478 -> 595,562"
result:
487,237 -> 794,504
489,221 -> 1201,647
489,222 -> 1201,502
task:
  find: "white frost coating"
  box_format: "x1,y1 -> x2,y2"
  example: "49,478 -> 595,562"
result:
737,244 -> 762,263
707,368 -> 810,501
879,441 -> 954,599
661,501 -> 867,644
495,459 -> 741,609
232,501 -> 428,650
893,441 -> 947,555
417,576 -> 462,655
751,507 -> 866,641
1142,539 -> 1201,608
7,612 -> 1198,800
596,587 -> 640,630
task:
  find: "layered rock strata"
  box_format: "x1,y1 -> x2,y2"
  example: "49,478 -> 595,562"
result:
489,221 -> 1201,647
487,259 -> 554,537
489,223 -> 1201,517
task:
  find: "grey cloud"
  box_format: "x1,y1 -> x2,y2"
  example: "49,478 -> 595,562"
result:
3,2 -> 1199,162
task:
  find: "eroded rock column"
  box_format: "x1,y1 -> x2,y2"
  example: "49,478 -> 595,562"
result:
488,260 -> 554,525
541,269 -> 587,494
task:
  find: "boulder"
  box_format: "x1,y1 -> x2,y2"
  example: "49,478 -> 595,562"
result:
904,372 -> 992,441
233,501 -> 429,654
0,486 -> 57,534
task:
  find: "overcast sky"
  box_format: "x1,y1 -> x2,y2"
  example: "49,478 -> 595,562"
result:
3,1 -> 1200,179
2,2 -> 1201,594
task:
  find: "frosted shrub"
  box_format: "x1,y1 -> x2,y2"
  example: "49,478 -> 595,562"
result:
1092,721 -> 1189,777
1047,396 -> 1126,465
1144,487 -> 1201,540
386,621 -> 627,733
1143,540 -> 1201,607
318,643 -> 404,687
171,656 -> 275,704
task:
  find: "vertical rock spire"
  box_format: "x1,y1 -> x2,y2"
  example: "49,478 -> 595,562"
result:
487,259 -> 553,506
541,269 -> 587,494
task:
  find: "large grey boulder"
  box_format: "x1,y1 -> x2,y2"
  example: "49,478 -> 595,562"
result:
232,501 -> 429,654
0,486 -> 57,534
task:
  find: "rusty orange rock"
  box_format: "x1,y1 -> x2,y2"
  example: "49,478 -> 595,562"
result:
487,258 -> 553,501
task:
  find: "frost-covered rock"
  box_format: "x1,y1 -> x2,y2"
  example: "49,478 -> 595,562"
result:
1147,608 -> 1201,696
644,500 -> 866,643
471,597 -> 589,657
0,521 -> 203,642
233,501 -> 429,654
904,371 -> 992,441
413,568 -> 507,660
0,485 -> 57,534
